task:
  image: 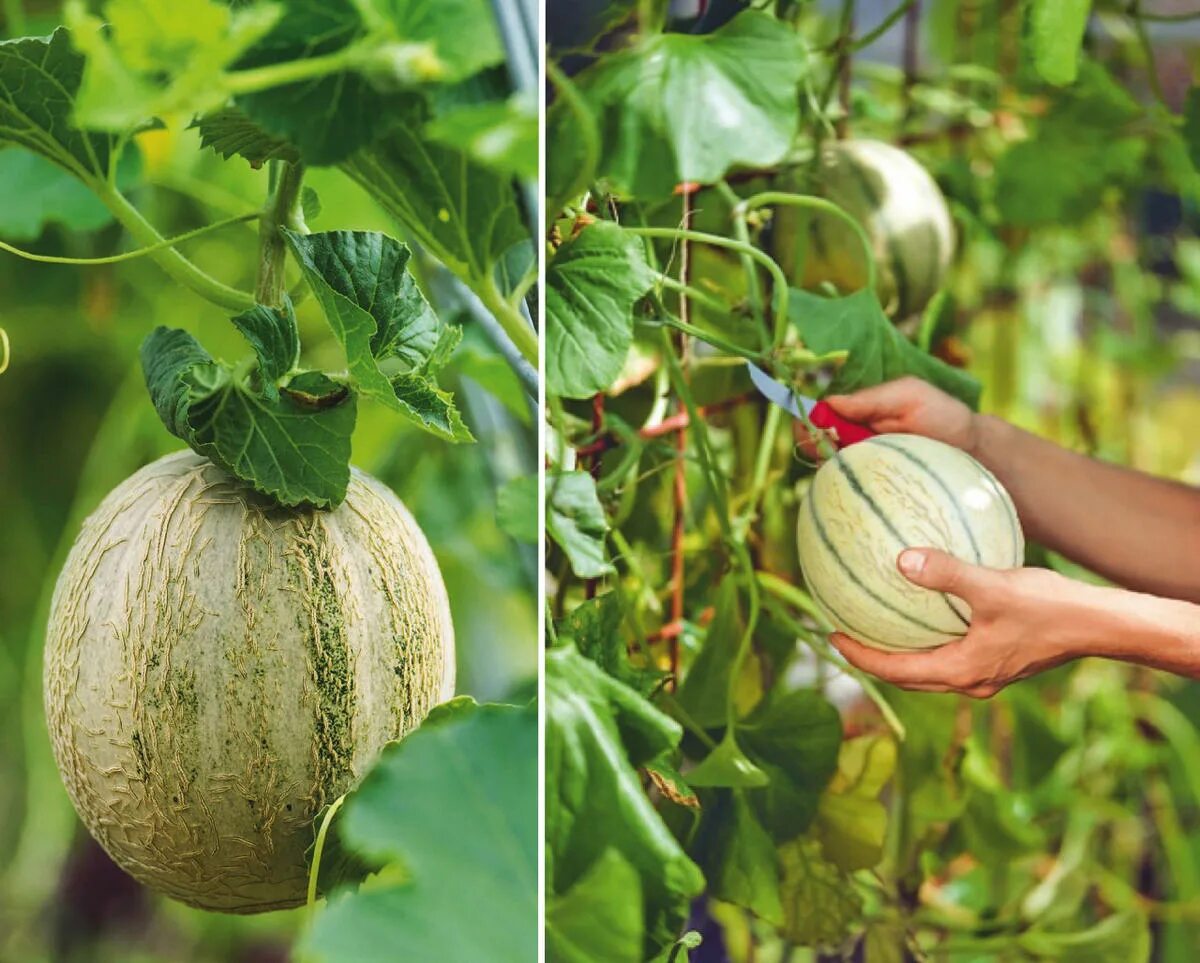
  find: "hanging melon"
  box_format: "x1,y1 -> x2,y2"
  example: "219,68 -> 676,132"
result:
797,435 -> 1023,651
778,139 -> 956,320
44,451 -> 455,913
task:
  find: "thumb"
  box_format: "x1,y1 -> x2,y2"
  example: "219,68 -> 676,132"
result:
897,548 -> 987,601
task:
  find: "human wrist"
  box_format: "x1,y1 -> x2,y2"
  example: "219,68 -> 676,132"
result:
960,410 -> 998,458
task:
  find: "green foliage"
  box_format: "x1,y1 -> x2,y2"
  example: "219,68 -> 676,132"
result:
547,470 -> 614,579
303,699 -> 537,963
427,95 -> 539,179
340,116 -> 529,288
0,146 -> 136,239
1028,0 -> 1093,86
285,229 -> 473,442
546,646 -> 705,956
0,29 -> 118,183
789,288 -> 982,408
574,11 -> 807,197
141,326 -> 356,508
546,221 -> 655,399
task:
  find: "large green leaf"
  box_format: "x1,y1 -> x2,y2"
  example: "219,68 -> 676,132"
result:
813,735 -> 896,872
547,848 -> 644,963
546,222 -> 655,399
0,29 -> 117,184
546,647 -> 705,955
558,592 -> 664,696
0,147 -> 121,240
67,0 -> 279,131
740,689 -> 843,844
285,230 -> 472,442
1028,0 -> 1092,87
141,327 -> 355,508
789,288 -> 981,409
777,838 -> 863,949
546,471 -> 613,579
575,11 -> 806,197
426,94 -> 538,180
698,791 -> 783,925
341,115 -> 527,284
304,700 -> 537,963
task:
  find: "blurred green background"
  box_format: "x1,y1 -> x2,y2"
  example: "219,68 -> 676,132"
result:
0,8 -> 537,962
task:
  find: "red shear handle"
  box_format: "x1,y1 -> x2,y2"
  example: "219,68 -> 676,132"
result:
810,401 -> 876,447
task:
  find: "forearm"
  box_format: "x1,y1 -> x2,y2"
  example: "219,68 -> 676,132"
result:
1080,585 -> 1200,678
972,415 -> 1200,602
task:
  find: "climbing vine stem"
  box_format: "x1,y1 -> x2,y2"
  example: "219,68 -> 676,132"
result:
0,212 -> 259,266
96,183 -> 256,312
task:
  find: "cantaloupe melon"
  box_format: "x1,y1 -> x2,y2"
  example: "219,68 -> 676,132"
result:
797,435 -> 1023,651
777,139 -> 955,320
44,451 -> 455,913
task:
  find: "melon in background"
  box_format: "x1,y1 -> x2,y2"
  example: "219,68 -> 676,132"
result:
44,451 -> 455,913
797,434 -> 1023,651
777,139 -> 956,320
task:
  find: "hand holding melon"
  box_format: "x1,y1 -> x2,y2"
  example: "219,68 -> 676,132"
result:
797,434 -> 1024,651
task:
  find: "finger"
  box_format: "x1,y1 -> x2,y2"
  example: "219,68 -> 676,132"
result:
897,548 -> 992,604
823,378 -> 923,422
829,633 -> 967,688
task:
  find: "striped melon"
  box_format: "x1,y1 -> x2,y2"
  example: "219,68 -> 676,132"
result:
44,451 -> 455,913
797,435 -> 1023,651
778,139 -> 955,320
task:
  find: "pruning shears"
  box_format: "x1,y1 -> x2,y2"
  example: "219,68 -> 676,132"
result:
746,364 -> 876,448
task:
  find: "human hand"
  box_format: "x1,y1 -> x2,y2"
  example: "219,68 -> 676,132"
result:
829,548 -> 1101,698
795,377 -> 979,454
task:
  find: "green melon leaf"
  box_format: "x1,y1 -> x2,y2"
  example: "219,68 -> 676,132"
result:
341,114 -> 527,284
285,230 -> 472,442
789,288 -> 982,409
193,107 -> 300,166
546,646 -> 705,956
740,689 -> 843,844
389,370 -> 473,442
140,326 -> 355,508
0,146 -> 139,240
425,95 -> 538,179
575,11 -> 806,198
813,734 -> 896,872
304,700 -> 537,963
67,0 -> 280,131
698,791 -> 783,925
558,592 -> 665,696
546,470 -> 613,579
1028,0 -> 1092,87
0,29 -> 118,184
546,848 -> 644,963
777,837 -> 863,948
546,222 -> 655,399
496,474 -> 538,543
677,579 -> 745,728
234,0 -> 503,166
229,299 -> 301,394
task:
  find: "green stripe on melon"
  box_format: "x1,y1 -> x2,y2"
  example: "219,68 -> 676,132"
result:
44,451 -> 455,913
797,434 -> 1024,651
777,139 -> 955,320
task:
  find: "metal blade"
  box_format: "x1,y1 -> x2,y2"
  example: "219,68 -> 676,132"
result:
746,363 -> 815,420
